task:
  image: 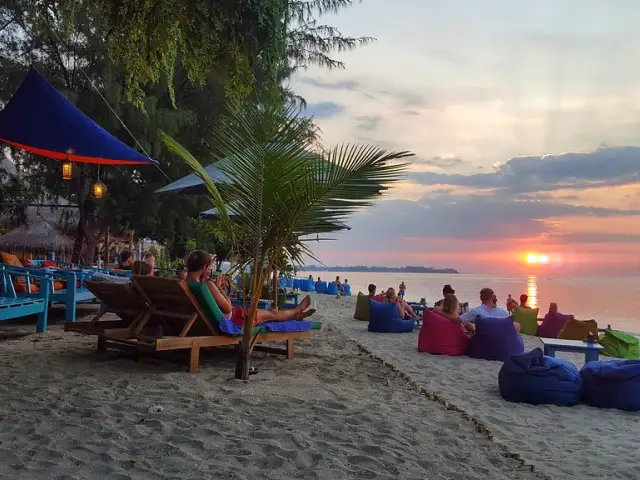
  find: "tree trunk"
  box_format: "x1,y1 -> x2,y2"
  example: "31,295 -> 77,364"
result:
235,257 -> 263,380
71,213 -> 84,263
272,267 -> 278,310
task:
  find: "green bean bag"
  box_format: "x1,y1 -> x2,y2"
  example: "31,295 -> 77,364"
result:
354,292 -> 370,321
513,306 -> 539,336
600,330 -> 640,359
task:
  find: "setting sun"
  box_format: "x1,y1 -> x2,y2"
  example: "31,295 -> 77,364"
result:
525,253 -> 550,265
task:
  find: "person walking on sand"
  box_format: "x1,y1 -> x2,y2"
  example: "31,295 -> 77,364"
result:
399,281 -> 406,300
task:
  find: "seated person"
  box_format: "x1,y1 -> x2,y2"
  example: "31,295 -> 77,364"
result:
185,250 -> 315,326
434,284 -> 456,307
132,260 -> 153,276
117,251 -> 133,270
460,288 -> 510,321
367,283 -> 377,298
519,293 -> 532,309
506,294 -> 517,313
434,294 -> 475,334
384,287 -> 415,320
335,276 -> 345,294
461,288 -> 519,332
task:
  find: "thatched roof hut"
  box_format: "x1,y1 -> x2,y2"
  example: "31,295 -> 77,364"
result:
0,219 -> 75,256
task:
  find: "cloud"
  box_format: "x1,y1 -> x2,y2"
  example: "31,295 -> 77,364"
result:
354,115 -> 382,131
411,146 -> 640,192
297,77 -> 360,91
325,194 -> 640,250
305,101 -> 345,119
418,156 -> 467,168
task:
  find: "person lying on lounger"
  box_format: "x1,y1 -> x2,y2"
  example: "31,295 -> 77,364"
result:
434,294 -> 475,334
184,250 -> 316,326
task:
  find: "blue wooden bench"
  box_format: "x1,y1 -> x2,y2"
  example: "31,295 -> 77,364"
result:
0,269 -> 51,332
540,337 -> 604,364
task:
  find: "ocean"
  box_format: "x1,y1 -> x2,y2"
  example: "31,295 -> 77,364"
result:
305,271 -> 640,334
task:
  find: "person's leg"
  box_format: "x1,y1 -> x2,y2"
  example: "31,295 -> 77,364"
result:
255,295 -> 313,324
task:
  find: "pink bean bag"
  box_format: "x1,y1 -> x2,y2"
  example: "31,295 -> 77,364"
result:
538,311 -> 573,338
418,309 -> 471,356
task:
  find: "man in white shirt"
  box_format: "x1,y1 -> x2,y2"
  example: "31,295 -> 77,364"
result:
460,288 -> 510,322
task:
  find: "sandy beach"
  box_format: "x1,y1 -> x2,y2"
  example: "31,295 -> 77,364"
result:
313,294 -> 640,480
0,295 -> 635,479
0,305 -> 543,480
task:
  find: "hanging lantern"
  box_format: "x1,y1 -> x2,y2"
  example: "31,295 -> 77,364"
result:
61,149 -> 74,181
91,178 -> 107,199
61,161 -> 73,180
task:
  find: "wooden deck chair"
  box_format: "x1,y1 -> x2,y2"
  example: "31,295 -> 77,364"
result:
64,280 -> 153,341
100,276 -> 315,373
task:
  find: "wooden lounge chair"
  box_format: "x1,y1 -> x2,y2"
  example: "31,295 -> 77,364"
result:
64,280 -> 152,341
96,276 -> 318,373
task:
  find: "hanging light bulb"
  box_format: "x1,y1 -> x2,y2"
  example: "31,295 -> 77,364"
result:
62,148 -> 74,181
91,166 -> 107,199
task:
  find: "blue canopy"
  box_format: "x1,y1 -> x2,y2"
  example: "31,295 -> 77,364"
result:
0,69 -> 156,165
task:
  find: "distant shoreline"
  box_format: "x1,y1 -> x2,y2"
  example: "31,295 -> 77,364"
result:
300,266 -> 460,274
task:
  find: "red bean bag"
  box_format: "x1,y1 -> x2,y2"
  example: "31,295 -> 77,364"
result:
418,309 -> 471,356
538,311 -> 573,338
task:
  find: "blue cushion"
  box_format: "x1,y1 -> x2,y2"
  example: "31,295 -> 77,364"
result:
468,316 -> 524,361
315,281 -> 326,294
368,300 -> 414,333
343,284 -> 352,296
499,348 -> 582,406
261,320 -> 312,332
285,278 -> 294,288
580,359 -> 640,411
326,282 -> 338,295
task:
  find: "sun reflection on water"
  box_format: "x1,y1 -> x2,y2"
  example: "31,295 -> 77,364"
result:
527,275 -> 538,309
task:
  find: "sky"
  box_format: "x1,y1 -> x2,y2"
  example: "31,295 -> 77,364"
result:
291,0 -> 640,275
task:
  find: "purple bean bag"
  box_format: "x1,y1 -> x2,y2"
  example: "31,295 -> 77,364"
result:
467,315 -> 524,361
538,311 -> 573,338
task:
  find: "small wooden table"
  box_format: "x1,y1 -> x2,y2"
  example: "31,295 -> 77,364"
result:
540,338 -> 604,364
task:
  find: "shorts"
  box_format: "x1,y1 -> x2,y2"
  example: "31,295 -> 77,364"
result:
228,305 -> 248,327
399,290 -> 405,296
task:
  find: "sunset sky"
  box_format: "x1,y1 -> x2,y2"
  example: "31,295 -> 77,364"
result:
292,0 -> 640,275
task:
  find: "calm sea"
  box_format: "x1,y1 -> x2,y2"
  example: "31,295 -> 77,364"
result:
306,271 -> 640,334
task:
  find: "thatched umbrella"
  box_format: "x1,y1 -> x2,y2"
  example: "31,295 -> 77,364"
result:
0,219 -> 75,258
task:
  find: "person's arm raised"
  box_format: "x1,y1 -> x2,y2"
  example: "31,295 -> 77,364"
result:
206,280 -> 232,315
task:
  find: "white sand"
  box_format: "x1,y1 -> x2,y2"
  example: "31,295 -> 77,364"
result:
0,307 -> 543,480
314,293 -> 640,480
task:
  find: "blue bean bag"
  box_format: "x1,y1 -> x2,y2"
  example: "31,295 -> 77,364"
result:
326,282 -> 338,295
343,283 -> 352,296
286,278 -> 294,288
368,300 -> 414,333
301,278 -> 314,292
499,348 -> 582,406
315,281 -> 327,294
580,359 -> 640,411
467,316 -> 524,361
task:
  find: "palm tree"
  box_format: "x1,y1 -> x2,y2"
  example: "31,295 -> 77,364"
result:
159,102 -> 412,379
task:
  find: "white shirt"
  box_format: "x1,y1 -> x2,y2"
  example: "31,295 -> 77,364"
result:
460,304 -> 510,322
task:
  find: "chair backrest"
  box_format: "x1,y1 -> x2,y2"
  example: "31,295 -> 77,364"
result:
84,280 -> 148,313
132,275 -> 219,336
187,281 -> 224,324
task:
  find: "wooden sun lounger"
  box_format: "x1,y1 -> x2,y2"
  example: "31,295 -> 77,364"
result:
64,280 -> 152,338
91,276 -> 313,373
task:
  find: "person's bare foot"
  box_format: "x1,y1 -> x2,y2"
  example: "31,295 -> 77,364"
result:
297,295 -> 311,311
295,308 -> 316,320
